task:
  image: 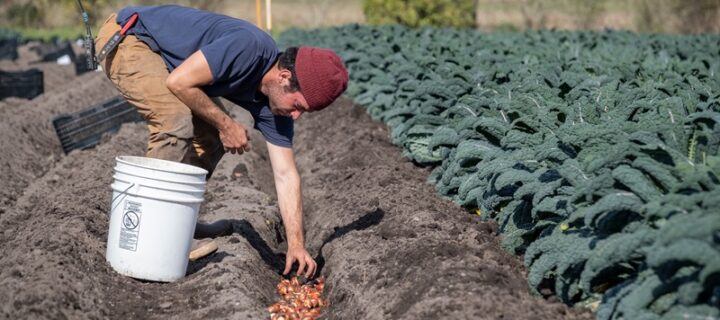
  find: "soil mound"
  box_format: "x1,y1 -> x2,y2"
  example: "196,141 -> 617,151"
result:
0,72 -> 117,209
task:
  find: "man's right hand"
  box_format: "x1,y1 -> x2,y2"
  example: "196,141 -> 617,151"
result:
219,118 -> 250,154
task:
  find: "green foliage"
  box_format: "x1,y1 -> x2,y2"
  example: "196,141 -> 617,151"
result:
363,0 -> 476,28
1,16 -> 84,42
596,201 -> 720,320
14,26 -> 86,42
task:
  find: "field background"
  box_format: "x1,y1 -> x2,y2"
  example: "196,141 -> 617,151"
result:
1,0 -> 718,40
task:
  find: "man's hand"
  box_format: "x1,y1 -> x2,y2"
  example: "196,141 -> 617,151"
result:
266,143 -> 314,277
218,119 -> 250,154
284,245 -> 316,278
167,49 -> 247,151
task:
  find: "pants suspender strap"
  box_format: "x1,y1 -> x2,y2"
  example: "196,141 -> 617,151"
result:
97,13 -> 139,62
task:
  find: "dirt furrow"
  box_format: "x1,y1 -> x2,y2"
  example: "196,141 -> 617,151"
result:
0,108 -> 287,319
0,84 -> 593,319
287,98 -> 591,319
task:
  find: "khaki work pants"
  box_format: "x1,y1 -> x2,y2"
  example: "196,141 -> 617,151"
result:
96,13 -> 226,178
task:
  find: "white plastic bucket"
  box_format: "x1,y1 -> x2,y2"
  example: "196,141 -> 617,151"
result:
106,156 -> 208,282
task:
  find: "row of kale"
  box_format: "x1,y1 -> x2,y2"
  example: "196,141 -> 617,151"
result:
278,25 -> 720,320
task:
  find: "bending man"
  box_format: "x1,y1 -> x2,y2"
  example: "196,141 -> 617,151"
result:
95,4 -> 348,277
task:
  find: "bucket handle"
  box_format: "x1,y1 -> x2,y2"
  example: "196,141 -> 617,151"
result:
111,180 -> 205,204
110,182 -> 135,214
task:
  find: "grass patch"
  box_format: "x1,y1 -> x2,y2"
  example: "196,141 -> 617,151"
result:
13,26 -> 85,42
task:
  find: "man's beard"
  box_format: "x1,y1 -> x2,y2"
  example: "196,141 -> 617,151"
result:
268,96 -> 286,116
268,100 -> 281,115
267,82 -> 292,117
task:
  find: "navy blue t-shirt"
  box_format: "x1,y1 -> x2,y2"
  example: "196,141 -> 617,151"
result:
117,5 -> 293,147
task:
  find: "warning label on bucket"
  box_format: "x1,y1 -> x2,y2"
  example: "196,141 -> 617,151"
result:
119,200 -> 142,251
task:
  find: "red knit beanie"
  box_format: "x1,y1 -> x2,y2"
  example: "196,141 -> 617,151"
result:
295,47 -> 349,111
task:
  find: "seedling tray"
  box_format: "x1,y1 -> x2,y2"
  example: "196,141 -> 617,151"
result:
0,69 -> 43,100
52,96 -> 144,154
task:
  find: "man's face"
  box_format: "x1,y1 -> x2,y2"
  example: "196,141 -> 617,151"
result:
267,78 -> 311,120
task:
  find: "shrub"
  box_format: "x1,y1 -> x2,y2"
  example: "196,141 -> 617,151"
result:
6,3 -> 43,28
363,0 -> 476,29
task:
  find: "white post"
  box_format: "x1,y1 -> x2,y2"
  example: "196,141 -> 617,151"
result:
265,0 -> 272,34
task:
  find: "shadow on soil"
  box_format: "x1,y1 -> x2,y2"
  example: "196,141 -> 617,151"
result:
315,208 -> 385,275
186,252 -> 231,276
189,209 -> 385,277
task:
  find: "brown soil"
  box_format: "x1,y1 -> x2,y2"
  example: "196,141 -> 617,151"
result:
0,54 -> 594,319
0,70 -> 117,209
0,43 -> 113,210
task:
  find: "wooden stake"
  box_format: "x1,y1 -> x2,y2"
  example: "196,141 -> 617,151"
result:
189,240 -> 218,261
255,0 -> 264,30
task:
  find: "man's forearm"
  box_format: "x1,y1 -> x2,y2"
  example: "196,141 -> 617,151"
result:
164,50 -> 232,131
168,85 -> 231,130
274,169 -> 305,248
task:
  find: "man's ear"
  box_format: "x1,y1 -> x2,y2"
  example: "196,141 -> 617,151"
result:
276,68 -> 292,87
278,68 -> 292,81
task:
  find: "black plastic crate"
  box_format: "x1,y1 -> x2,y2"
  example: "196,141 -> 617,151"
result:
30,40 -> 76,63
0,69 -> 44,100
74,53 -> 95,75
0,38 -> 18,60
52,96 -> 144,154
